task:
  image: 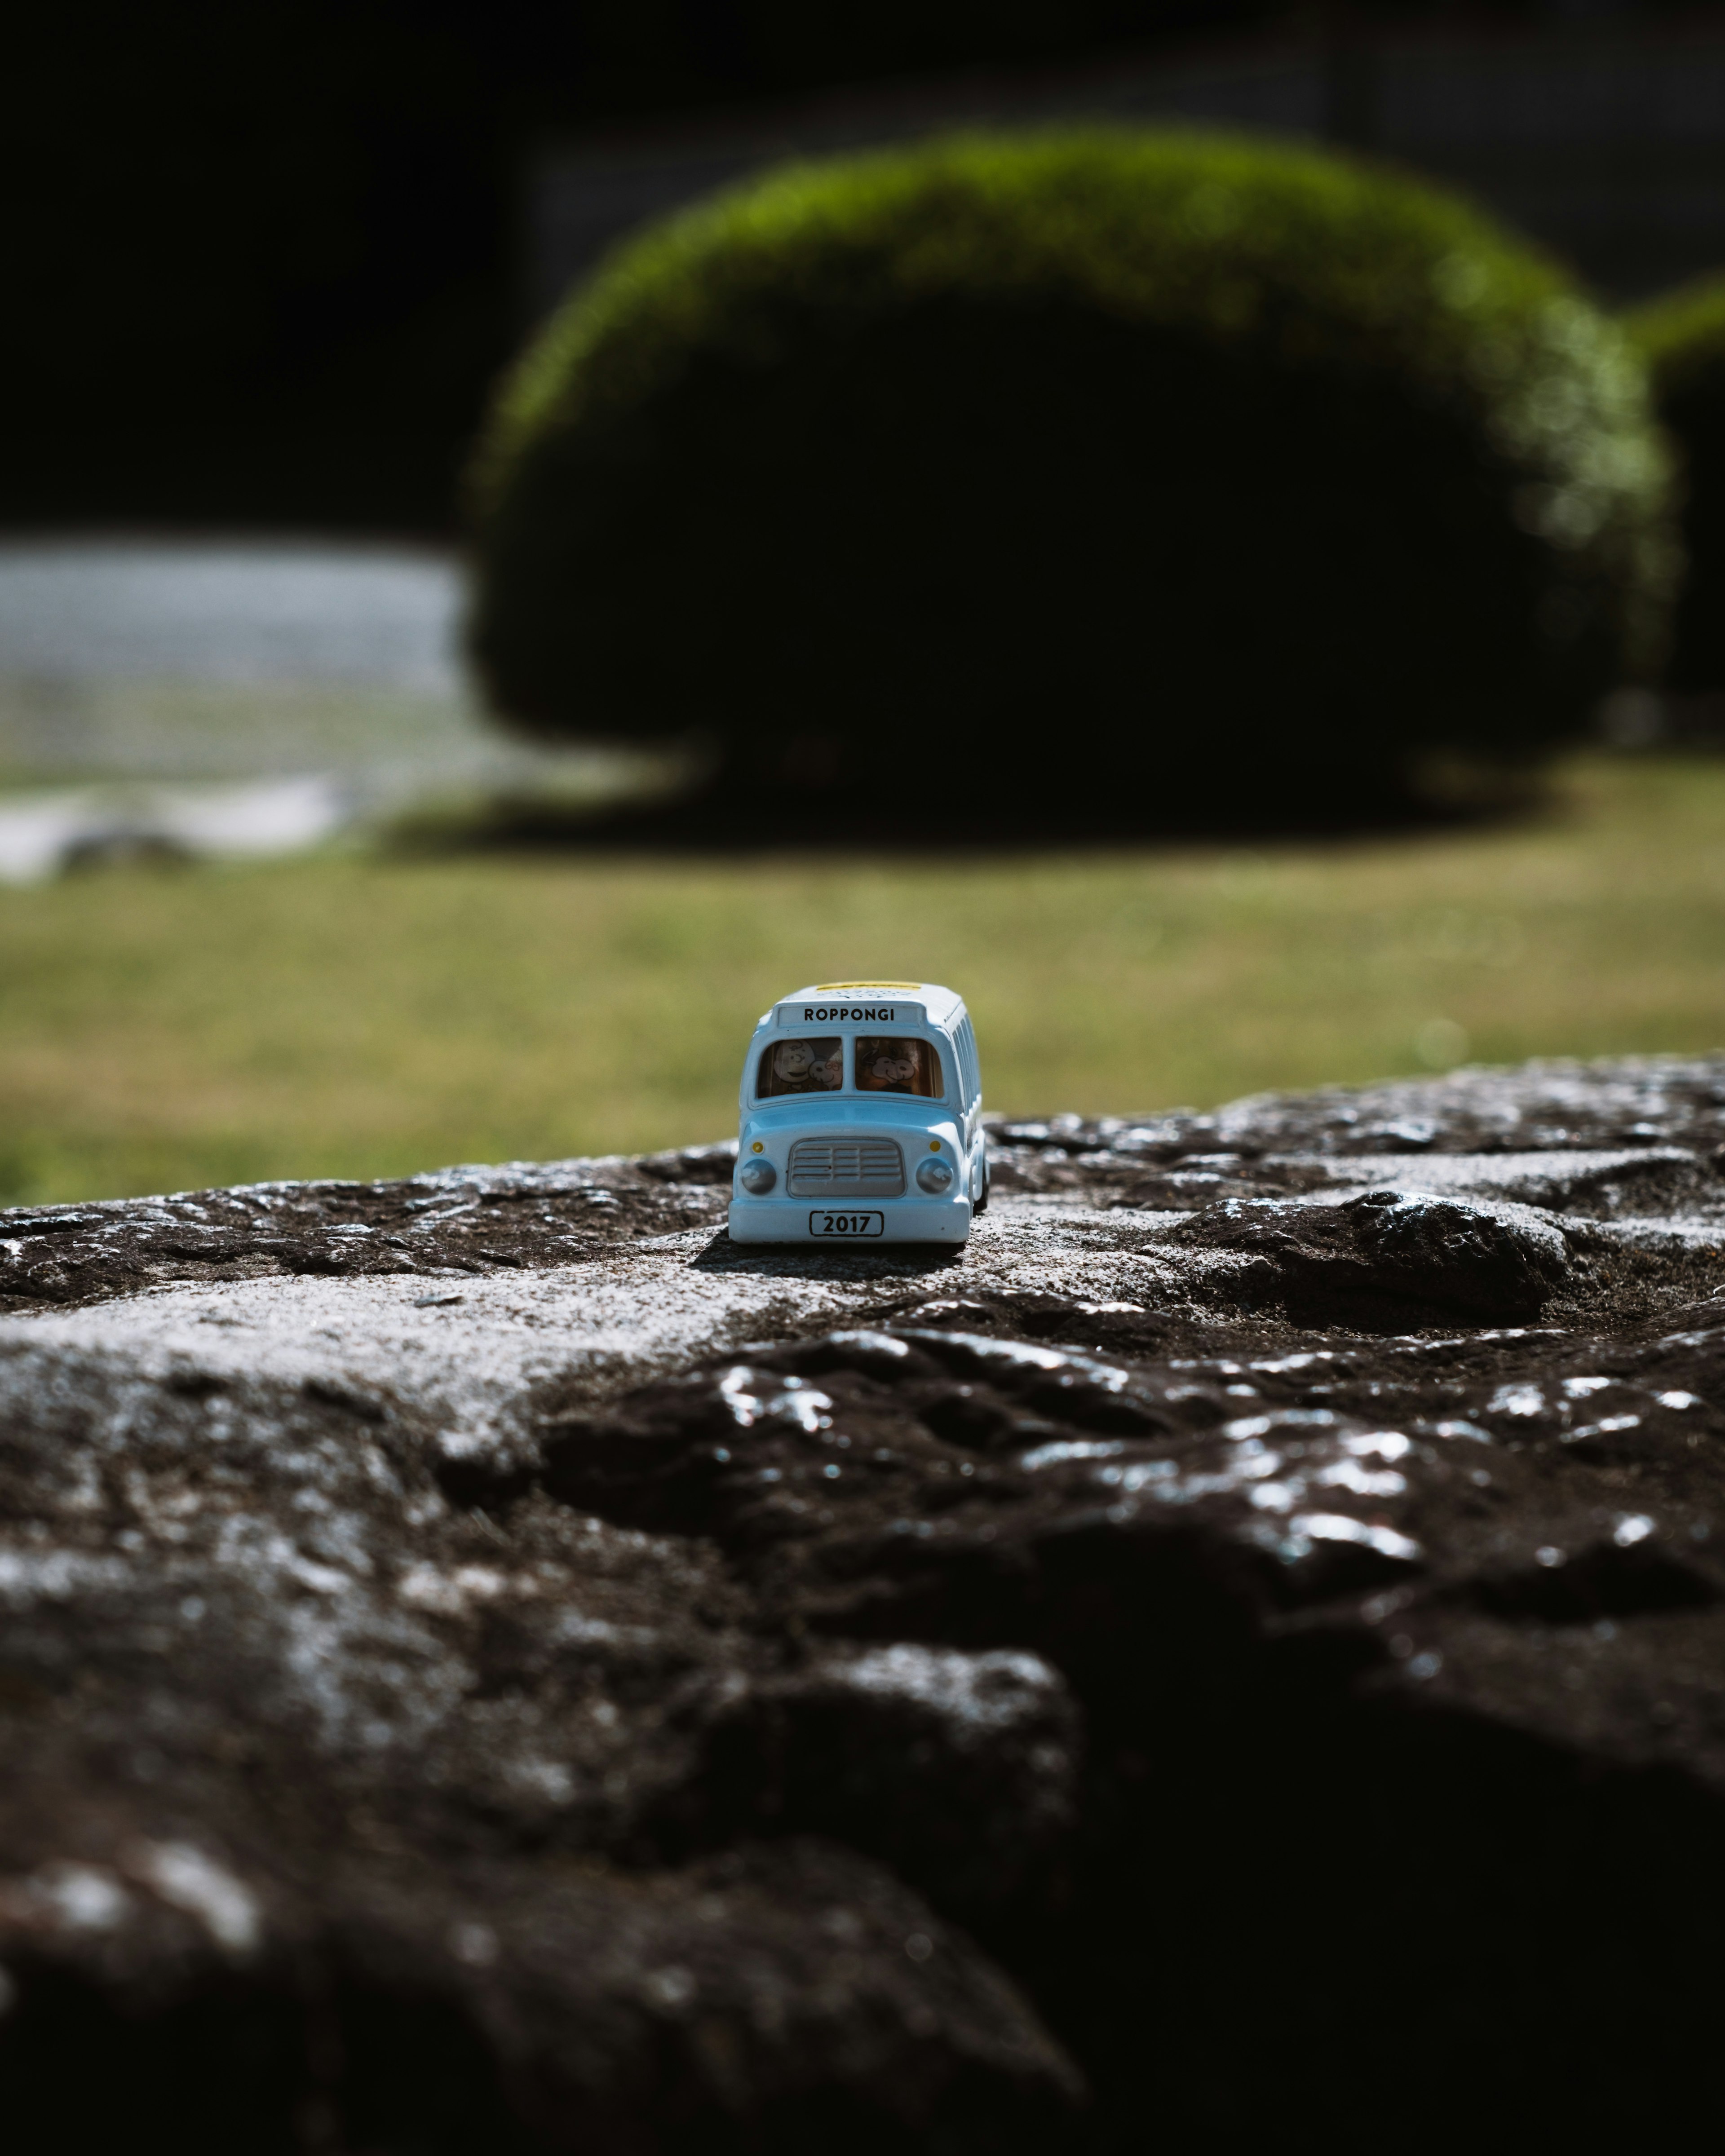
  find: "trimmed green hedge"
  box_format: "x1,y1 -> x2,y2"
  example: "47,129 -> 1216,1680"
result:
1625,273 -> 1725,692
469,130 -> 1676,808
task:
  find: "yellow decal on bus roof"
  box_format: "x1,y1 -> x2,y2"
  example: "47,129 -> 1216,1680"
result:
813,981 -> 923,992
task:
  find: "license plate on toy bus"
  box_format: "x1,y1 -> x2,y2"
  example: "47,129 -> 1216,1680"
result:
809,1210 -> 884,1238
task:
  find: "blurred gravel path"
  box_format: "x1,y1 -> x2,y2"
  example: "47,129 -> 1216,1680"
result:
0,540 -> 463,690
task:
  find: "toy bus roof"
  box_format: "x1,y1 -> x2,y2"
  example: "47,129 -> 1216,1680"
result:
759,981 -> 967,1032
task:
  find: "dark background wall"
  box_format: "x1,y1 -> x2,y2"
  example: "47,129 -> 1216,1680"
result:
535,18 -> 1725,318
4,1 -> 1697,536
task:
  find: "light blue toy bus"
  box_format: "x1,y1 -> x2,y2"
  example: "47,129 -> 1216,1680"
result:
728,982 -> 987,1244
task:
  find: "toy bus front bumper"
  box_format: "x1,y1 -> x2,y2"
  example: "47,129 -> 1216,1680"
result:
727,1191 -> 973,1244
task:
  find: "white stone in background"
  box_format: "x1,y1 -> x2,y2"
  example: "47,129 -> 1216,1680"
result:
0,788 -> 99,883
0,775 -> 352,884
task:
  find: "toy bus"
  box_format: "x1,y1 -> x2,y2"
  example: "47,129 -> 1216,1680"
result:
728,981 -> 987,1244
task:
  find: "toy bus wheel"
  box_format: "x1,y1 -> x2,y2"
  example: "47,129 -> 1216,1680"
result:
973,1153 -> 990,1215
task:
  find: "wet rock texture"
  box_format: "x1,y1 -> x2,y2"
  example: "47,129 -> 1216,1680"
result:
3,1056 -> 1725,2151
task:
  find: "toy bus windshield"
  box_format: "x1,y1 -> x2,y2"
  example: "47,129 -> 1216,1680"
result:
854,1036 -> 941,1096
756,1037 -> 843,1096
755,1034 -> 944,1100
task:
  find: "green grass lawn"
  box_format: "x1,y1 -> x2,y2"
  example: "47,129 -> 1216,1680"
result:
2,752 -> 1723,1206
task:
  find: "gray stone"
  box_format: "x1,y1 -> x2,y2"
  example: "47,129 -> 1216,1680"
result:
1165,1184 -> 1570,1321
3,1055 -> 1725,2148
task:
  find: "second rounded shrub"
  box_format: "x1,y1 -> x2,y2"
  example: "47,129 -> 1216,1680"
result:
470,129 -> 1676,809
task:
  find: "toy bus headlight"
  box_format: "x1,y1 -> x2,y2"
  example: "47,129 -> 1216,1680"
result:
915,1156 -> 955,1194
739,1158 -> 777,1194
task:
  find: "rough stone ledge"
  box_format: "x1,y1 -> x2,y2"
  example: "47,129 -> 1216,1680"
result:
2,1054 -> 1725,2151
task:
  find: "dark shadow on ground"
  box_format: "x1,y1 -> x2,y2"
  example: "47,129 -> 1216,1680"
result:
390,755 -> 1553,858
690,1232 -> 963,1282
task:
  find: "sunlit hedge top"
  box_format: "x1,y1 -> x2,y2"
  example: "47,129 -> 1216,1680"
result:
470,130 -> 1676,784
1624,273 -> 1725,690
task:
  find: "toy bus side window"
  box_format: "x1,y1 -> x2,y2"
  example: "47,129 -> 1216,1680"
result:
855,1036 -> 942,1097
955,1018 -> 980,1109
757,1037 -> 843,1096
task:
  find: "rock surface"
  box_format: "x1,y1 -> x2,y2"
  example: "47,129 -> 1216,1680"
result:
2,1055 -> 1725,2150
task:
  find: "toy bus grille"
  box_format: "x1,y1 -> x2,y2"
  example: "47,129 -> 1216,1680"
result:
787,1138 -> 906,1197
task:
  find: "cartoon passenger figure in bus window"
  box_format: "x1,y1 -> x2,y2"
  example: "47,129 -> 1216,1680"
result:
758,1037 -> 843,1096
856,1037 -> 939,1096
